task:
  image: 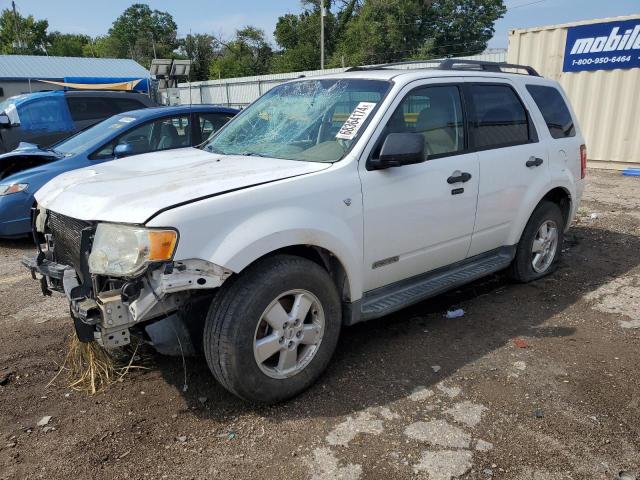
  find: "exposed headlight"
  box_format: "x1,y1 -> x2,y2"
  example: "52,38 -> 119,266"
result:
88,223 -> 178,277
0,183 -> 28,196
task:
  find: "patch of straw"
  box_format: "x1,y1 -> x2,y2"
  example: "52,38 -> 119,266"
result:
48,329 -> 147,394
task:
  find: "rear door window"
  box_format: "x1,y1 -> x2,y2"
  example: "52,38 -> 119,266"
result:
466,84 -> 533,150
66,97 -> 115,122
526,85 -> 575,139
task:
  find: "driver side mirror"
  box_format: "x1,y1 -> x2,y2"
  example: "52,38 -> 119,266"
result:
0,113 -> 11,128
113,142 -> 135,159
367,133 -> 426,170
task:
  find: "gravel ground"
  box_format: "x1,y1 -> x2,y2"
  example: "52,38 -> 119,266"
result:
1,169 -> 639,480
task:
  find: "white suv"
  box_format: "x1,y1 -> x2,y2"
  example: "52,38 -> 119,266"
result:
24,60 -> 586,403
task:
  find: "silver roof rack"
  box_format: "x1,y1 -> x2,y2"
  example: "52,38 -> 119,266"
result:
345,58 -> 540,77
438,59 -> 540,76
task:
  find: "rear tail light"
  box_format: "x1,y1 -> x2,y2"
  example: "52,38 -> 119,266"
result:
580,144 -> 587,179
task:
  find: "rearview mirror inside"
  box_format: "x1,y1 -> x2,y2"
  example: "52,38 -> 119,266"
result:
368,132 -> 426,170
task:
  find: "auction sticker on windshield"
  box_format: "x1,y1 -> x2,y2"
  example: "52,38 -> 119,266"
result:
336,102 -> 377,140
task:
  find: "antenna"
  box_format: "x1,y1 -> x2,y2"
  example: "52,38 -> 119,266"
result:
188,30 -> 192,109
320,0 -> 325,69
11,1 -> 23,52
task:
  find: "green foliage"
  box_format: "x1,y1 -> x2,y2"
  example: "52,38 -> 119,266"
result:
424,0 -> 507,58
271,0 -> 357,72
82,35 -> 120,58
0,8 -> 48,54
210,27 -> 272,79
272,9 -> 330,72
179,34 -> 217,81
330,0 -> 506,67
107,3 -> 178,67
47,32 -> 91,57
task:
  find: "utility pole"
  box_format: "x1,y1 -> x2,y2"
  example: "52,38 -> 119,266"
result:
11,1 -> 22,52
320,0 -> 325,69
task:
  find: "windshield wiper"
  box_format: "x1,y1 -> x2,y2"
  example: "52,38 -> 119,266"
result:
204,145 -> 225,154
42,147 -> 65,157
241,151 -> 268,157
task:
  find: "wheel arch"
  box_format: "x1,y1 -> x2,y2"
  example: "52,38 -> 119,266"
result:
540,186 -> 572,227
510,185 -> 573,246
249,245 -> 353,303
217,230 -> 362,303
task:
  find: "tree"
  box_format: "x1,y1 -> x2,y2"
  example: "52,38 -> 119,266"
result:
271,0 -> 345,72
108,3 -> 178,67
81,35 -> 120,58
47,32 -> 91,57
330,0 -> 506,66
427,0 -> 507,58
179,34 -> 217,81
0,8 -> 48,54
210,27 -> 272,79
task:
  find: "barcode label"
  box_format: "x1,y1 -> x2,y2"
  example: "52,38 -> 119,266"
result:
335,102 -> 377,140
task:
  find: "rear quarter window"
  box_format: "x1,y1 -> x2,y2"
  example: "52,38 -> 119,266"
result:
66,97 -> 114,122
526,85 -> 575,139
111,98 -> 147,113
17,97 -> 74,132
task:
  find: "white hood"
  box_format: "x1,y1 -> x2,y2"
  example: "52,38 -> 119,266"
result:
35,147 -> 331,224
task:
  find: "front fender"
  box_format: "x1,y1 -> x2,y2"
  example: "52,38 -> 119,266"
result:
213,208 -> 362,299
147,164 -> 365,300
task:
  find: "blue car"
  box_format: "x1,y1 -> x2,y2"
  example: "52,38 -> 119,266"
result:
0,104 -> 238,237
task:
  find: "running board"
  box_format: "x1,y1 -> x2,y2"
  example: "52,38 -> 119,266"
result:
359,246 -> 515,321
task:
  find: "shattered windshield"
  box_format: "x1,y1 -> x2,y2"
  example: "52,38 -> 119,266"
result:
203,79 -> 390,162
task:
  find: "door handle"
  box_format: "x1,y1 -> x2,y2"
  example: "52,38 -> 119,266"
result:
526,157 -> 544,168
447,172 -> 472,184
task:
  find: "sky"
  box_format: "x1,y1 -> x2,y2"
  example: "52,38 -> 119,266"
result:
6,0 -> 640,49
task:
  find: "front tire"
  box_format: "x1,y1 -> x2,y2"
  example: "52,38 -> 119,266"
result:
203,254 -> 341,404
510,201 -> 564,282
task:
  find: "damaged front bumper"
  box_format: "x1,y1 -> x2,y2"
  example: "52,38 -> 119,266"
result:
23,252 -> 232,349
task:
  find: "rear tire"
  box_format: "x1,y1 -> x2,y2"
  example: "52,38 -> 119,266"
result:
509,201 -> 564,283
203,254 -> 341,404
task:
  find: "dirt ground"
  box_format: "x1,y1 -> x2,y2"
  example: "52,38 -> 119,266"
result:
1,168 -> 639,480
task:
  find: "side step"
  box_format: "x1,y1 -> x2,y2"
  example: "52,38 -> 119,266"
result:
360,247 -> 515,321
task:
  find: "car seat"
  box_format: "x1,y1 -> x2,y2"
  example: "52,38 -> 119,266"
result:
415,98 -> 456,156
157,123 -> 181,150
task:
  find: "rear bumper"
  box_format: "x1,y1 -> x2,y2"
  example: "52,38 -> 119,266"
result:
567,179 -> 586,232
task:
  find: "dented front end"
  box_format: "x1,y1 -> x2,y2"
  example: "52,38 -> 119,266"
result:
22,206 -> 231,350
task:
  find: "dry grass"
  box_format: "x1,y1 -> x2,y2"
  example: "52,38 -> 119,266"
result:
48,329 -> 146,394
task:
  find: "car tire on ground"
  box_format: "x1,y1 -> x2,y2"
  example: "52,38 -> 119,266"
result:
509,201 -> 565,283
203,254 -> 342,404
